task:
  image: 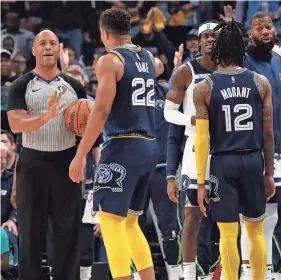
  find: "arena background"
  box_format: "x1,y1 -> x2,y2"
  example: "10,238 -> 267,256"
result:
1,1 -> 281,280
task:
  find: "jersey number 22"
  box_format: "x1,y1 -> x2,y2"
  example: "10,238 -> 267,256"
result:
222,104 -> 253,132
132,78 -> 155,107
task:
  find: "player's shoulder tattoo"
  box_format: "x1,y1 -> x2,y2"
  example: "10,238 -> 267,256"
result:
193,79 -> 211,120
253,72 -> 269,99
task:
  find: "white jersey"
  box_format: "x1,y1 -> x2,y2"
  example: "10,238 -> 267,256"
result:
182,60 -> 211,138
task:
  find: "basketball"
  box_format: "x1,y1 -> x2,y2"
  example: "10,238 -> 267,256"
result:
64,99 -> 95,136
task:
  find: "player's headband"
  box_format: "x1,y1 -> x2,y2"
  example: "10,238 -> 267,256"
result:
198,23 -> 218,36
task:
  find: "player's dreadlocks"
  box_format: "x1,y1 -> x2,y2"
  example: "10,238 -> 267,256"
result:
211,20 -> 246,67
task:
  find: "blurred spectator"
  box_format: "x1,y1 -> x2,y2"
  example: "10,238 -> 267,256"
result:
89,76 -> 98,98
1,142 -> 18,278
184,29 -> 199,61
11,53 -> 26,76
2,10 -> 34,62
20,1 -> 51,34
244,1 -> 281,35
155,1 -> 201,27
49,2 -> 93,56
133,28 -> 175,80
1,143 -> 16,226
1,34 -> 17,57
0,130 -> 16,170
1,49 -> 18,133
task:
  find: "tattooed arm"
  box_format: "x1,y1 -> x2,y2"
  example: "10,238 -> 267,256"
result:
164,64 -> 194,126
254,73 -> 275,200
254,73 -> 275,176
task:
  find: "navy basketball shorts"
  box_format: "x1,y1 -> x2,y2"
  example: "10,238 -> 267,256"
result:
93,137 -> 158,217
180,136 -> 210,207
209,150 -> 266,223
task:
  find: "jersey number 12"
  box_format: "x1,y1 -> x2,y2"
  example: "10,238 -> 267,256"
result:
222,104 -> 253,132
132,78 -> 155,107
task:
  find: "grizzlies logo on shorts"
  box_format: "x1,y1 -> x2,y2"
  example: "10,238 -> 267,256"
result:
94,163 -> 126,193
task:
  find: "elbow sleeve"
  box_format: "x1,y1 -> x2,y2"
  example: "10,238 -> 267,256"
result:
164,100 -> 192,126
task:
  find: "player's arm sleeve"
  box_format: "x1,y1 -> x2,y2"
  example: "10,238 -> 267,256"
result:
166,122 -> 185,180
194,80 -> 210,185
63,74 -> 87,99
7,76 -> 29,111
195,119 -> 209,184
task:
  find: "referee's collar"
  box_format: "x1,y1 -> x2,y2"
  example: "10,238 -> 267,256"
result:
31,71 -> 61,83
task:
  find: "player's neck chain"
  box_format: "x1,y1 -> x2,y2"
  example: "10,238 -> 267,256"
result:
215,68 -> 247,75
114,44 -> 141,53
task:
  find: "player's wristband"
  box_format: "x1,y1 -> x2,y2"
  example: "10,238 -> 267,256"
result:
166,175 -> 176,181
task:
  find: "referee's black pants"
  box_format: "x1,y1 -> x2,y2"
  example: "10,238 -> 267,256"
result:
17,147 -> 81,280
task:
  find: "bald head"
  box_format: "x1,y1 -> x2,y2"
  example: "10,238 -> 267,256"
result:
32,30 -> 60,67
33,30 -> 59,46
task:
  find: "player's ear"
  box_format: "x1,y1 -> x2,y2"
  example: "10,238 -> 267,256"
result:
32,46 -> 36,57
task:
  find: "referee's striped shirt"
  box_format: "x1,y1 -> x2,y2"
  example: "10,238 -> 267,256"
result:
7,72 -> 87,152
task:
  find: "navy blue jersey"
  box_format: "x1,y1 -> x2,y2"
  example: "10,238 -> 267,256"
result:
154,82 -> 169,164
105,46 -> 156,138
207,69 -> 263,154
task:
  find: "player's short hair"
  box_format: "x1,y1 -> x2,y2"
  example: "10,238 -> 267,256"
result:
99,8 -> 131,36
251,12 -> 273,26
1,129 -> 15,145
211,20 -> 245,67
63,65 -> 84,79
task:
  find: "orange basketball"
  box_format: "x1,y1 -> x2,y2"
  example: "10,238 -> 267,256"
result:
64,99 -> 95,136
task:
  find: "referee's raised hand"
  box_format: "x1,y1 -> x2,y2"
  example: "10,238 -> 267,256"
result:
45,91 -> 66,121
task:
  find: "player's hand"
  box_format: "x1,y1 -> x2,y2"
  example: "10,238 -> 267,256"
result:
44,91 -> 66,121
167,180 -> 179,203
2,220 -> 18,236
59,43 -> 69,69
69,155 -> 86,183
93,224 -> 102,237
197,184 -> 209,217
173,43 -> 184,69
219,5 -> 235,22
265,175 -> 276,201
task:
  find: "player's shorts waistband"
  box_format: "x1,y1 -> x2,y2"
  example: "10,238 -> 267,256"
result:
108,133 -> 156,140
211,148 -> 261,156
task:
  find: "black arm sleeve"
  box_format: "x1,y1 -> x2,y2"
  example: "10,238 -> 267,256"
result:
7,75 -> 31,111
61,73 -> 87,99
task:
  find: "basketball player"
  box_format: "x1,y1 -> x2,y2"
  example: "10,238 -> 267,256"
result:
69,8 -> 157,280
239,12 -> 281,280
7,30 -> 87,280
164,21 -> 218,280
194,20 -> 275,280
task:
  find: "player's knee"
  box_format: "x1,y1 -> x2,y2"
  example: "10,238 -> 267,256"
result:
162,230 -> 182,265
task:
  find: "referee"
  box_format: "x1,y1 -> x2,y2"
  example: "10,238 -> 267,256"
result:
7,30 -> 87,280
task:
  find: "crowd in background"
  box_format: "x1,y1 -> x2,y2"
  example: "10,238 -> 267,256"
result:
1,1 -> 281,280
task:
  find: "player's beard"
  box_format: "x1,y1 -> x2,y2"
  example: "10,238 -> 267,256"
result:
247,35 -> 275,62
252,35 -> 275,53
